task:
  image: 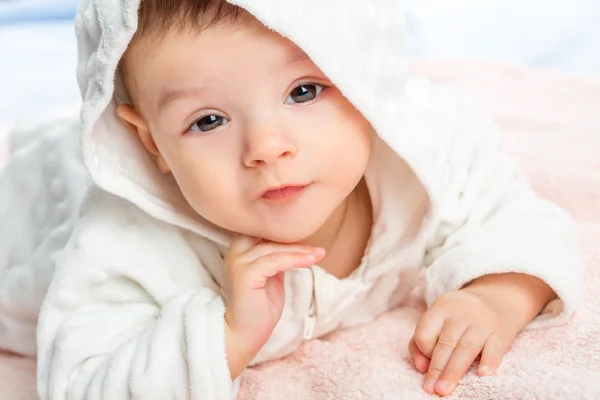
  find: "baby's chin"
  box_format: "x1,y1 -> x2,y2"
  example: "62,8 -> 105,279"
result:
254,227 -> 318,245
249,220 -> 325,245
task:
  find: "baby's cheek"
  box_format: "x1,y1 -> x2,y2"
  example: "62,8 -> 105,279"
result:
328,133 -> 370,176
187,170 -> 229,206
186,170 -> 245,222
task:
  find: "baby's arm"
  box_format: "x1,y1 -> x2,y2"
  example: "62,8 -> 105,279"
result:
422,87 -> 583,327
409,87 -> 583,396
36,190 -> 233,399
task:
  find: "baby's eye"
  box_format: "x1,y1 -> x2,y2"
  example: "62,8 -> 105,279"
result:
189,114 -> 229,133
285,83 -> 325,105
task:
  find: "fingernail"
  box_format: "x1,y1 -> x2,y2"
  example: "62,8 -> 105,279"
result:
313,247 -> 326,255
480,365 -> 494,376
435,380 -> 453,395
423,378 -> 436,393
305,254 -> 317,261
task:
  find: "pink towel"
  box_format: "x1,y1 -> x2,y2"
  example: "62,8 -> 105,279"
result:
0,60 -> 598,400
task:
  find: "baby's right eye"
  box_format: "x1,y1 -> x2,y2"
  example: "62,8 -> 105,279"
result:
285,83 -> 325,105
188,114 -> 230,133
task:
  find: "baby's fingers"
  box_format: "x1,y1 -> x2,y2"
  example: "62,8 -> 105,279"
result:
434,327 -> 488,396
229,234 -> 261,255
478,333 -> 508,376
423,322 -> 467,394
413,310 -> 445,358
246,252 -> 322,289
245,241 -> 325,263
408,338 -> 430,373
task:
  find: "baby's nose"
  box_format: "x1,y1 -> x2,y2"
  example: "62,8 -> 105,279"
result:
243,132 -> 297,167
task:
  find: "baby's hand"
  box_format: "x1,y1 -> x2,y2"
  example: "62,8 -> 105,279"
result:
222,234 -> 325,378
408,289 -> 519,397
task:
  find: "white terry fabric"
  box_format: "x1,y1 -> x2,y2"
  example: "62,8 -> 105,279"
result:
0,0 -> 585,399
0,118 -> 89,357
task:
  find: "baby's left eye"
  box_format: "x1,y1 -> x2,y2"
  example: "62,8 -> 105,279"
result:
285,83 -> 325,105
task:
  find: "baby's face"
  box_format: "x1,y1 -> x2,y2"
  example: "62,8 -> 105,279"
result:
122,19 -> 371,243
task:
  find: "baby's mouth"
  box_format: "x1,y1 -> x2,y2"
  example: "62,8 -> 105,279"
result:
260,184 -> 309,202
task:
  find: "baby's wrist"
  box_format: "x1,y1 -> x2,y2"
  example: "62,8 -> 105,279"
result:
224,316 -> 259,381
464,273 -> 555,306
463,273 -> 556,330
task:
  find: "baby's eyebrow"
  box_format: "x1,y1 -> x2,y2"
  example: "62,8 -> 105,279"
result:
286,50 -> 309,66
155,87 -> 205,110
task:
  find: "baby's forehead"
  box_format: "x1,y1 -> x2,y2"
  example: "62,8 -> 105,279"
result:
125,21 -> 312,73
125,15 -> 307,67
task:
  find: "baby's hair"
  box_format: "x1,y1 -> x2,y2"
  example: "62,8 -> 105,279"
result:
134,0 -> 241,44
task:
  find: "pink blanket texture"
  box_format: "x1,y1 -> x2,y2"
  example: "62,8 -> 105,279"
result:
1,60 -> 599,400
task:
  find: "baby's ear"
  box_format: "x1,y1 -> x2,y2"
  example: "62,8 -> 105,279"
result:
116,104 -> 171,174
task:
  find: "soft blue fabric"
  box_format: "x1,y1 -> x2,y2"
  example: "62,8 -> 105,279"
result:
0,21 -> 79,125
0,0 -> 77,25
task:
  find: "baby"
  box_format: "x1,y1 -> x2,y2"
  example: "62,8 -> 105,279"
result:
28,0 -> 582,399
